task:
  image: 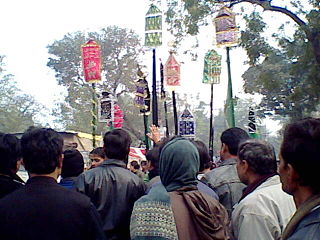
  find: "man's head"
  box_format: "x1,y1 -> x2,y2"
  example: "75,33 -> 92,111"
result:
191,140 -> 212,173
140,160 -> 148,173
21,128 -> 63,175
279,118 -> 320,195
89,147 -> 105,168
61,149 -> 84,178
220,127 -> 249,160
103,129 -> 131,163
0,133 -> 22,175
237,139 -> 277,185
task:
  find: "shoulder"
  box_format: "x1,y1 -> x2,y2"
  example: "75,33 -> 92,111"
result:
203,164 -> 239,187
289,207 -> 320,240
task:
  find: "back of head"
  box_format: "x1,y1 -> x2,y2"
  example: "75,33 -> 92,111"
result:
221,127 -> 250,155
90,147 -> 105,159
191,140 -> 211,172
281,118 -> 320,193
160,138 -> 199,191
0,133 -> 21,175
238,139 -> 277,175
21,128 -> 63,174
103,128 -> 131,162
61,149 -> 84,178
146,146 -> 161,170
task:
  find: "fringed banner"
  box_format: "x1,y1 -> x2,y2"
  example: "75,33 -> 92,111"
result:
81,40 -> 102,83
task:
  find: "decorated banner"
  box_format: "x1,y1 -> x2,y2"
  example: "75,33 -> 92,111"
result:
164,52 -> 181,87
145,4 -> 162,47
98,92 -> 114,122
179,108 -> 195,138
214,7 -> 238,46
81,40 -> 102,83
113,104 -> 124,128
248,106 -> 258,138
203,49 -> 222,84
134,72 -> 151,115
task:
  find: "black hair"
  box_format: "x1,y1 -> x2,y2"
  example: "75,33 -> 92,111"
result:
0,133 -> 21,174
238,139 -> 277,175
61,149 -> 84,178
221,127 -> 250,155
191,140 -> 212,172
21,128 -> 63,174
90,147 -> 105,159
103,129 -> 131,163
281,118 -> 320,193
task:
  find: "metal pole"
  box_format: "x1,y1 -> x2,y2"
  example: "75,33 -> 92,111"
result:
152,48 -> 159,126
172,90 -> 178,135
91,83 -> 97,148
226,46 -> 235,128
143,113 -> 150,150
209,83 -> 214,158
160,62 -> 169,137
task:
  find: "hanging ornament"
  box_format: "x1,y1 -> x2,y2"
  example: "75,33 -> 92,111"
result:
81,40 -> 102,83
203,49 -> 222,84
164,52 -> 181,87
179,108 -> 195,138
214,7 -> 238,47
145,4 -> 162,47
98,92 -> 114,123
134,69 -> 151,115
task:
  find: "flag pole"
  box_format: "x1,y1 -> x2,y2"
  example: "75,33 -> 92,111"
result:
226,46 -> 235,128
209,83 -> 214,158
92,83 -> 97,148
152,48 -> 159,126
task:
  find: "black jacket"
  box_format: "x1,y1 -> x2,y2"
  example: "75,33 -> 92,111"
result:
0,173 -> 24,199
0,176 -> 105,240
75,159 -> 146,240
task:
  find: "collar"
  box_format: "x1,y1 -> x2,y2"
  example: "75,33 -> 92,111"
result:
100,159 -> 127,168
220,157 -> 237,166
27,176 -> 57,185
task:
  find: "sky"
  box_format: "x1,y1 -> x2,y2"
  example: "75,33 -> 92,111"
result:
0,0 -> 297,132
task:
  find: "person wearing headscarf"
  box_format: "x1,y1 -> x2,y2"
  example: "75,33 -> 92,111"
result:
130,138 -> 230,240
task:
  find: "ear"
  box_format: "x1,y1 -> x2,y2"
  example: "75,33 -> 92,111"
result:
57,154 -> 64,169
221,143 -> 229,153
287,163 -> 299,182
239,159 -> 249,172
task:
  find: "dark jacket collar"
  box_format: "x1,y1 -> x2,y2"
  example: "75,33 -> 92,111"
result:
100,159 -> 127,168
220,157 -> 237,166
26,176 -> 57,185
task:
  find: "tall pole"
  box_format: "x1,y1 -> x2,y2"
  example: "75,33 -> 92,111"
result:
226,46 -> 235,128
91,83 -> 97,148
160,62 -> 169,137
152,48 -> 159,126
209,83 -> 214,158
143,113 -> 150,150
172,90 -> 178,135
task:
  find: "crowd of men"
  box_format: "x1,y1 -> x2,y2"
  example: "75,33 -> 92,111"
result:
0,118 -> 319,240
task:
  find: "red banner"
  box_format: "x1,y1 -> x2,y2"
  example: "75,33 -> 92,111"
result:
81,40 -> 102,83
164,52 -> 180,87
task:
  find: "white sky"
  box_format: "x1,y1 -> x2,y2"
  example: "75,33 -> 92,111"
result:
0,0 -> 300,133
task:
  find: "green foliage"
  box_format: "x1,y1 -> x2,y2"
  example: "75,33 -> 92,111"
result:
0,56 -> 42,133
165,0 -> 320,121
47,26 -> 145,141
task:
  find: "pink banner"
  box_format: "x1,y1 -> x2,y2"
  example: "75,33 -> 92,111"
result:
164,53 -> 180,87
81,40 -> 102,83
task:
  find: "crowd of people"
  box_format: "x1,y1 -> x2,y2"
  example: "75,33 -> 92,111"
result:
0,118 -> 319,240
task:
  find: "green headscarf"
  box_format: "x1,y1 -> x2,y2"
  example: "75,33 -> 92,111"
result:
160,138 -> 200,192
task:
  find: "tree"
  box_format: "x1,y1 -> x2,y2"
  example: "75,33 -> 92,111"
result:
47,26 -> 145,142
0,56 -> 42,133
165,0 -> 320,121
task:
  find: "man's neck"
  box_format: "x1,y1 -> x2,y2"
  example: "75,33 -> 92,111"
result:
29,168 -> 60,180
221,153 -> 236,161
293,187 -> 315,208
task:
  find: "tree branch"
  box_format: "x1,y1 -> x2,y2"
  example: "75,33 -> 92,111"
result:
229,0 -> 307,28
